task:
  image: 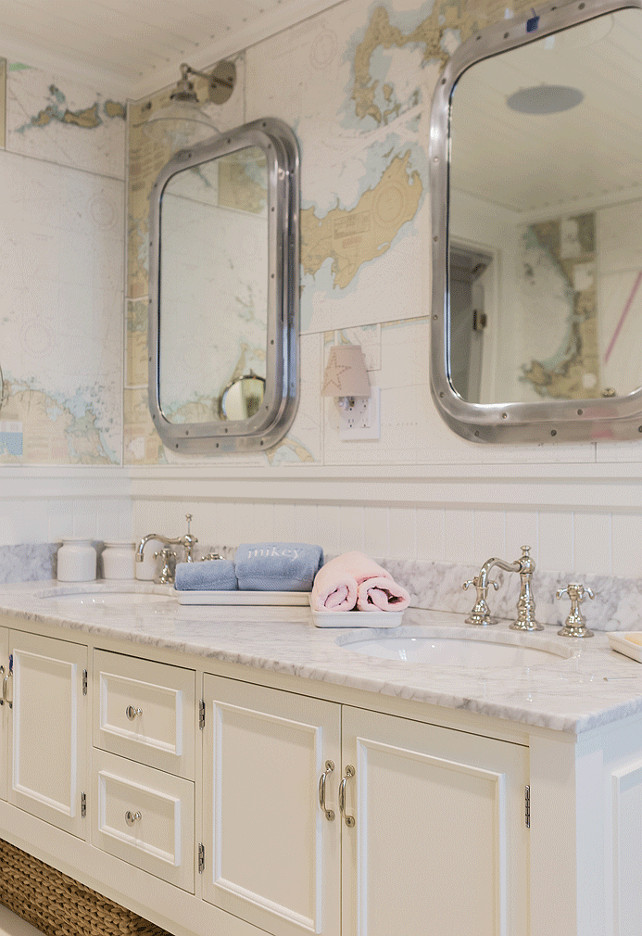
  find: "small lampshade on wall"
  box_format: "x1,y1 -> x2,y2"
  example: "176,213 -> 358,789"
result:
322,345 -> 370,408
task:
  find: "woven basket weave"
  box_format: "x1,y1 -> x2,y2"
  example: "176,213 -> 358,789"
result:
0,839 -> 171,936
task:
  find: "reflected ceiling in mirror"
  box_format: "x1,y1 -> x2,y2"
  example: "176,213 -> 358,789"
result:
430,0 -> 642,442
148,119 -> 299,454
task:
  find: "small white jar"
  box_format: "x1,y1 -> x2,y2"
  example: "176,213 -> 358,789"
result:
102,541 -> 136,580
57,539 -> 97,582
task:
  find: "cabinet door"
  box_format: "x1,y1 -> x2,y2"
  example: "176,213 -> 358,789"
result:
342,707 -> 530,936
0,626 -> 8,801
202,676 -> 341,936
9,631 -> 87,837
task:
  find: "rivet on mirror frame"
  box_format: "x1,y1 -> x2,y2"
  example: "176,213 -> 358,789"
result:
577,408 -> 583,415
551,430 -> 558,436
501,412 -> 508,419
638,426 -> 642,433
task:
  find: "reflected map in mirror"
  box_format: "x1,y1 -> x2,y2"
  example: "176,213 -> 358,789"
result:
449,7 -> 642,406
159,147 -> 268,423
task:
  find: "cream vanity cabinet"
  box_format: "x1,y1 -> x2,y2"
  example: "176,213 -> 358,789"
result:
201,676 -> 530,936
6,629 -> 87,838
91,650 -> 196,893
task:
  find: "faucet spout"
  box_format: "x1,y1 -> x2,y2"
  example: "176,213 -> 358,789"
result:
136,534 -> 166,563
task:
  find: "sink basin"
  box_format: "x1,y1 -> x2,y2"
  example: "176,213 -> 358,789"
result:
36,586 -> 175,608
337,627 -> 574,667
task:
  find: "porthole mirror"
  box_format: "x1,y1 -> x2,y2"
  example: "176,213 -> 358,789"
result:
148,118 -> 299,453
430,0 -> 642,442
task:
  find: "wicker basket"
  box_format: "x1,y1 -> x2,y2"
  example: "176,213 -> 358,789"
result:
0,839 -> 171,936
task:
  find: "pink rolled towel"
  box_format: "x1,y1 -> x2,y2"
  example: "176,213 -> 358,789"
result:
311,551 -> 406,612
357,576 -> 410,612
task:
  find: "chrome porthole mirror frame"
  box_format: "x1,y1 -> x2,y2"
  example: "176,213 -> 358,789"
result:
429,0 -> 642,443
148,117 -> 299,454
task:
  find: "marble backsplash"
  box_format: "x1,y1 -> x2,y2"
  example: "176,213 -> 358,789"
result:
2,543 -> 641,631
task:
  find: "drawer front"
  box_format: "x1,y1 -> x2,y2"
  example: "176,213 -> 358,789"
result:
93,650 -> 195,778
92,750 -> 195,892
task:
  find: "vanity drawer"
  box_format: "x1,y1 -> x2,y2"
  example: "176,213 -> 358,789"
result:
93,650 -> 195,778
91,750 -> 194,892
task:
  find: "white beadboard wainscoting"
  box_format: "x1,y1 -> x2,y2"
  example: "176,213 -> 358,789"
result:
128,463 -> 642,578
0,462 -> 639,578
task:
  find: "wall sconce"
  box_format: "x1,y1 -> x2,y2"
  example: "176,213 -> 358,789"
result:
145,60 -> 236,136
321,344 -> 371,409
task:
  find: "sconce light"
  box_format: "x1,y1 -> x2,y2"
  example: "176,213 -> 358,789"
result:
321,344 -> 371,409
145,60 -> 236,136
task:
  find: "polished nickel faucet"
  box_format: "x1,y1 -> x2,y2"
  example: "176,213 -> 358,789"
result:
136,513 -> 198,584
463,545 -> 543,631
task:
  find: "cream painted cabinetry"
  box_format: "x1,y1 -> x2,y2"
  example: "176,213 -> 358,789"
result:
8,630 -> 87,837
91,650 -> 197,892
201,676 -> 529,936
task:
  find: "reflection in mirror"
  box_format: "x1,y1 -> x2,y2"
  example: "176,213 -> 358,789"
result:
158,147 -> 268,423
430,0 -> 642,442
218,372 -> 266,421
148,118 -> 299,454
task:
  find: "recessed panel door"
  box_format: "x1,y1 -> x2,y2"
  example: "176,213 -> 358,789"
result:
9,631 -> 87,837
202,676 -> 341,936
342,706 -> 530,936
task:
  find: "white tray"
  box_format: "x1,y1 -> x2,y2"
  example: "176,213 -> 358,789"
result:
607,632 -> 642,663
311,609 -> 404,628
175,590 -> 311,606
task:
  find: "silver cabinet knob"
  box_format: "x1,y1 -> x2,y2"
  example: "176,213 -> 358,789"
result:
126,705 -> 143,720
125,810 -> 142,825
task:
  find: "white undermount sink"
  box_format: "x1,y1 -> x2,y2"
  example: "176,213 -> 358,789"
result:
337,626 -> 575,667
36,585 -> 175,607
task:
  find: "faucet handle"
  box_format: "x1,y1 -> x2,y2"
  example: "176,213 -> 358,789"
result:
463,577 -> 498,592
556,583 -> 595,638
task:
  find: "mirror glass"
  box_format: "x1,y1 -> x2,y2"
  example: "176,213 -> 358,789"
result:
158,147 -> 268,423
219,372 -> 266,421
148,119 -> 299,453
449,7 -> 642,407
430,1 -> 642,442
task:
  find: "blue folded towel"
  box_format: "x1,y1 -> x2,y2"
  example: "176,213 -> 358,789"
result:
235,542 -> 324,592
175,560 -> 238,591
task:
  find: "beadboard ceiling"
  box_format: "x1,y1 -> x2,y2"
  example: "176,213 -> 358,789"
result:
0,0 -> 343,99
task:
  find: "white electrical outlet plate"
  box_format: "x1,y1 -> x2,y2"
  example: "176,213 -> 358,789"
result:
339,388 -> 381,440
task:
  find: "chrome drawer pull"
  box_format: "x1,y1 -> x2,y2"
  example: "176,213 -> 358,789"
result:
126,705 -> 143,720
125,810 -> 142,826
318,760 -> 335,821
339,765 -> 355,828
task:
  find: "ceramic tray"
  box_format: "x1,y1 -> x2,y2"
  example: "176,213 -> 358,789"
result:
175,590 -> 311,606
607,632 -> 642,663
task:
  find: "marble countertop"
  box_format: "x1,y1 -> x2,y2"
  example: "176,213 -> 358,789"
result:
1,580 -> 642,736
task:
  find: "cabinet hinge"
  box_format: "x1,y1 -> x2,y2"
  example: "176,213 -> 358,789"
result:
82,669 -> 88,696
524,785 -> 531,829
81,792 -> 87,818
199,699 -> 205,730
198,843 -> 205,874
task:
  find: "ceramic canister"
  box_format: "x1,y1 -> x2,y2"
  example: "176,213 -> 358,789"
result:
101,541 -> 136,580
57,538 -> 97,582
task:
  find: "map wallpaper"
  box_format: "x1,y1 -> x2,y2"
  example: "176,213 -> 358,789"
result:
0,0 -> 536,467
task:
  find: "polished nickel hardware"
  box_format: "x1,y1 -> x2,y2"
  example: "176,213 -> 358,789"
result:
524,785 -> 531,829
318,760 -> 335,821
126,705 -> 143,720
198,843 -> 205,874
125,810 -> 142,826
339,765 -> 355,828
463,576 -> 499,626
3,666 -> 13,709
148,118 -> 299,455
82,669 -> 88,696
199,699 -> 206,730
137,513 -> 198,584
465,546 -> 543,631
81,792 -> 86,818
556,584 -> 596,638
